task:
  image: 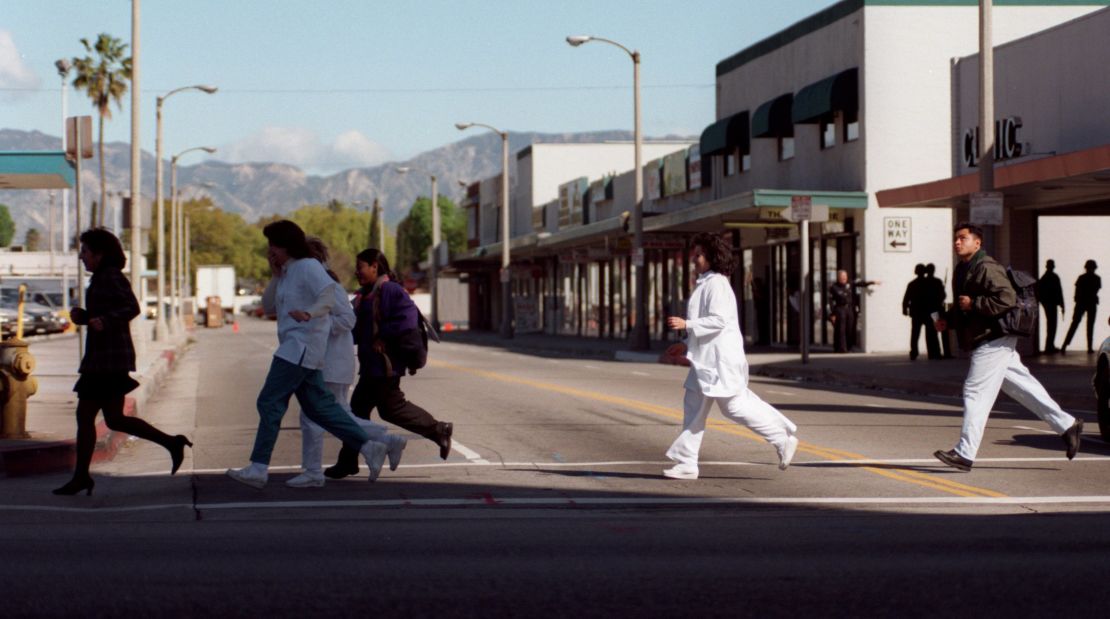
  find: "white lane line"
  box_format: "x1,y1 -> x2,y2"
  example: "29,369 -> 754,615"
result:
765,390 -> 797,396
630,371 -> 651,377
448,439 -> 490,464
863,404 -> 887,408
584,364 -> 601,370
10,495 -> 1110,514
1012,425 -> 1058,435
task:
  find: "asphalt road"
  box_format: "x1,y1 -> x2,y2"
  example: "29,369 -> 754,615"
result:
3,318 -> 1109,617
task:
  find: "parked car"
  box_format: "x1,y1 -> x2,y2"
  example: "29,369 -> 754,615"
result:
0,307 -> 14,339
0,304 -> 63,337
1094,315 -> 1110,441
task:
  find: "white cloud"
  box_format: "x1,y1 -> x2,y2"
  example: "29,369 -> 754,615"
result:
0,30 -> 41,101
221,126 -> 392,175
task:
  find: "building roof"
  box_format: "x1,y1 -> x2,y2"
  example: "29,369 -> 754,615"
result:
0,152 -> 76,190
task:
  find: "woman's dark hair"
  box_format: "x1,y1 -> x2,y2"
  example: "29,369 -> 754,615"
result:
356,248 -> 393,280
262,219 -> 310,259
691,232 -> 734,276
79,227 -> 126,270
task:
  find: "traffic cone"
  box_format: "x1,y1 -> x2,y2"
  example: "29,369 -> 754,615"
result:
232,321 -> 240,334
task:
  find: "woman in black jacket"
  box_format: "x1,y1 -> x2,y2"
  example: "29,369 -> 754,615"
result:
52,228 -> 192,496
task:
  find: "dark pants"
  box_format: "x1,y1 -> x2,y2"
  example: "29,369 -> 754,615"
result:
831,307 -> 854,352
1063,303 -> 1098,351
1042,304 -> 1061,351
335,375 -> 440,467
910,314 -> 941,360
73,396 -> 173,478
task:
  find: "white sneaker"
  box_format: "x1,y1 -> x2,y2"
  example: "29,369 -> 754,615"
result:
662,464 -> 699,480
227,465 -> 268,489
361,441 -> 388,482
778,435 -> 799,471
387,436 -> 408,471
285,472 -> 325,488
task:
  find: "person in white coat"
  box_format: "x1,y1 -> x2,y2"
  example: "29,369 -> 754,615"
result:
663,233 -> 800,480
284,238 -> 408,488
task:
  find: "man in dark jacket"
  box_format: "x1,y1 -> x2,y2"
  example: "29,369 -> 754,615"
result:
932,223 -> 1082,471
903,263 -> 940,360
1061,259 -> 1101,354
1037,259 -> 1065,353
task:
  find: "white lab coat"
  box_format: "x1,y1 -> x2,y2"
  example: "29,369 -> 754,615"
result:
683,271 -> 747,397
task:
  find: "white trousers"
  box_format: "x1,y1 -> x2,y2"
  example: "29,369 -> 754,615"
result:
665,387 -> 797,471
954,336 -> 1075,460
299,382 -> 392,474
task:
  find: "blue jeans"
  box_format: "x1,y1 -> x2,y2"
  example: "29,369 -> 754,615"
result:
250,357 -> 370,465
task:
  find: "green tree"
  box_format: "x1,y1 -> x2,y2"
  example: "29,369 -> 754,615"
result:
394,195 -> 465,276
0,204 -> 14,247
24,228 -> 42,251
287,201 -> 373,288
72,33 -> 131,227
180,198 -> 268,291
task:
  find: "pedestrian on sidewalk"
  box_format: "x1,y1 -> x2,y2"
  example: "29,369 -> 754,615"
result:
828,270 -> 880,353
227,220 -> 393,489
325,248 -> 453,480
1061,259 -> 1100,354
53,228 -> 192,496
925,264 -> 954,359
903,263 -> 941,360
1037,259 -> 1065,353
662,233 -> 799,480
932,223 -> 1082,472
284,238 -> 407,488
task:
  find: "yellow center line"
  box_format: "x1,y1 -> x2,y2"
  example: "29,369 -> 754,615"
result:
430,360 -> 1007,498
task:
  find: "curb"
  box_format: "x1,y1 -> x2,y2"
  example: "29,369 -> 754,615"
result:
0,344 -> 184,478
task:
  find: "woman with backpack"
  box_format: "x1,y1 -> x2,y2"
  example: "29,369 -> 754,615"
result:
325,248 -> 454,479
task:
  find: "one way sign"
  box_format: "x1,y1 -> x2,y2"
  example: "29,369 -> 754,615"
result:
884,216 -> 911,252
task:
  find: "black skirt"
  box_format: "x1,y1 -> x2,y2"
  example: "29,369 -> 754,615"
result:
73,372 -> 140,400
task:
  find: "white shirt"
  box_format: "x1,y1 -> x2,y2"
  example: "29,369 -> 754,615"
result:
265,258 -> 337,370
321,286 -> 356,384
683,270 -> 748,397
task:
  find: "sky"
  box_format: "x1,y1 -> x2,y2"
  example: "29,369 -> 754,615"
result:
1,0 -> 838,176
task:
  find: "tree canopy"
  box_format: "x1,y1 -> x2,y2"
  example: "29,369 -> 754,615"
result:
394,194 -> 465,275
286,200 -> 395,289
0,204 -> 14,247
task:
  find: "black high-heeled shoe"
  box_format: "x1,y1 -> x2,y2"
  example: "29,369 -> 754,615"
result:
169,435 -> 193,475
52,476 -> 95,496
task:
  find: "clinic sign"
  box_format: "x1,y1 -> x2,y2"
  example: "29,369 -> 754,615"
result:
884,216 -> 911,252
963,116 -> 1025,168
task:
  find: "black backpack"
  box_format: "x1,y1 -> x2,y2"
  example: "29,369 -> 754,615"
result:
373,286 -> 439,375
998,267 -> 1038,337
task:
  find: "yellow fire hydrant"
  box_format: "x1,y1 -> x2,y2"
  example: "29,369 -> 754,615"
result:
0,284 -> 38,439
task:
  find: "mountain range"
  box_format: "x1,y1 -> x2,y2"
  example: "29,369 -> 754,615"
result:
0,127 -> 666,243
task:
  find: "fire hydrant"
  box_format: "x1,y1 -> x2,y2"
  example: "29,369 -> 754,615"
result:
0,339 -> 37,439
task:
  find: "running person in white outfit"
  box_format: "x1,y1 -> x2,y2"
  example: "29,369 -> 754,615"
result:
284,238 -> 407,488
933,223 -> 1082,471
663,233 -> 800,480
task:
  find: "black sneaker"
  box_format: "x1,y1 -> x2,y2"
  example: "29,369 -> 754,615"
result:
323,460 -> 360,480
934,449 -> 973,471
1063,419 -> 1084,460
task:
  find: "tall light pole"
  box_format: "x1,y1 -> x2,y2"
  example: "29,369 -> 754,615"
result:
395,167 -> 440,330
171,149 -> 215,332
155,85 -> 217,340
129,0 -> 142,303
566,34 -> 647,349
55,59 -> 71,310
456,122 -> 512,338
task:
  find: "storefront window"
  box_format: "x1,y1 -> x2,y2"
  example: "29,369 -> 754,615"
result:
742,153 -> 752,172
821,118 -> 837,149
844,109 -> 859,142
726,152 -> 737,176
779,137 -> 795,161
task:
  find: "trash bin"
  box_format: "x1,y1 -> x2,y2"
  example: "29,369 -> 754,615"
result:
205,296 -> 224,328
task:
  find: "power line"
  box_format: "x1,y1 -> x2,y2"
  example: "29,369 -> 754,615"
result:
1,83 -> 713,94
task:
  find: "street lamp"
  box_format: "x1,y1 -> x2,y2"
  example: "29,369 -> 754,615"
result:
566,34 -> 648,350
456,122 -> 512,339
55,59 -> 72,312
170,148 -> 216,334
395,166 -> 440,331
155,84 -> 217,340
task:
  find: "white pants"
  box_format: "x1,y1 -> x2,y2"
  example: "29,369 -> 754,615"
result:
954,336 -> 1075,460
665,387 -> 797,470
299,382 -> 392,475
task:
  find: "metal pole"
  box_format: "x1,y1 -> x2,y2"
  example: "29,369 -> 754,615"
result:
49,191 -> 56,274
378,202 -> 386,257
59,65 -> 70,311
630,50 -> 648,350
74,120 -> 85,360
500,131 -> 513,339
129,0 -> 146,353
169,159 -> 179,334
800,220 -> 810,364
184,211 -> 191,311
153,97 -> 168,340
978,0 -> 995,252
430,175 -> 440,331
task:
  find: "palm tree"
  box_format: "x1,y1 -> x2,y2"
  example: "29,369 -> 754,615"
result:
72,33 -> 131,227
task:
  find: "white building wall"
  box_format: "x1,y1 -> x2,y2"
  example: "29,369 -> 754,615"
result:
859,3 -> 1099,352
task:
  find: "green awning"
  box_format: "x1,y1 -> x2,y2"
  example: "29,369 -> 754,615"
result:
792,68 -> 858,124
0,151 -> 76,189
751,94 -> 794,138
699,111 -> 750,156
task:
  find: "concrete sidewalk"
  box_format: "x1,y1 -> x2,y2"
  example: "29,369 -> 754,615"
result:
441,330 -> 1098,412
0,324 -> 191,477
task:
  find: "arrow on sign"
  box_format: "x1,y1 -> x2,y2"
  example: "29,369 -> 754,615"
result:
889,240 -> 907,249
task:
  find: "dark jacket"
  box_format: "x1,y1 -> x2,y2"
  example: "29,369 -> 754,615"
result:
1037,271 -> 1064,308
73,266 -> 140,373
1074,272 -> 1101,306
948,250 -> 1016,349
352,279 -> 419,377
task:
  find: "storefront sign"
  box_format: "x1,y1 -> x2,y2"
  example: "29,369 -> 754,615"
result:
883,216 -> 911,252
687,145 -> 702,190
970,191 -> 1004,225
645,160 -> 661,200
963,116 -> 1025,168
514,297 -> 541,334
663,150 -> 688,196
